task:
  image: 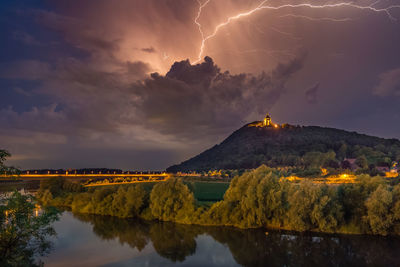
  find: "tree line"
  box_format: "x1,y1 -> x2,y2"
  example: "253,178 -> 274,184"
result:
38,165 -> 400,236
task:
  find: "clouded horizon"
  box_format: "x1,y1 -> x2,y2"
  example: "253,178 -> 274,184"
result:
1,0 -> 400,170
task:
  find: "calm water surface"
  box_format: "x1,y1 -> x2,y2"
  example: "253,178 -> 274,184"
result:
43,212 -> 400,267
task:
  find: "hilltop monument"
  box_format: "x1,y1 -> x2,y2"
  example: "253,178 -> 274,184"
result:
247,113 -> 280,128
263,114 -> 272,127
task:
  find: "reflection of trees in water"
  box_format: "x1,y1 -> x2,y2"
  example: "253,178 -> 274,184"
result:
73,212 -> 400,266
150,222 -> 198,262
206,227 -> 400,267
72,213 -> 198,262
72,213 -> 150,251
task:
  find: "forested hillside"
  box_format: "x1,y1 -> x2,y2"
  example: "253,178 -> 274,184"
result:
167,123 -> 400,172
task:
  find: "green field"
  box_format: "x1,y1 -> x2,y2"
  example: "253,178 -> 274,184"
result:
184,181 -> 230,202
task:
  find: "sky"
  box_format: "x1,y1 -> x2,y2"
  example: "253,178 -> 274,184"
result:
1,0 -> 400,170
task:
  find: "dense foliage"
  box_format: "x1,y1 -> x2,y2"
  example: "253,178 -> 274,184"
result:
150,179 -> 195,223
0,191 -> 59,266
167,124 -> 400,173
39,166 -> 400,236
0,149 -> 20,176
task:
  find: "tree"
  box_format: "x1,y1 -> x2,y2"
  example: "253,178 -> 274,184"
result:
0,150 -> 20,176
110,185 -> 147,218
287,181 -> 343,232
356,155 -> 369,169
0,191 -> 59,266
338,143 -> 348,160
125,185 -> 148,217
303,151 -> 336,170
150,179 -> 195,223
365,185 -> 394,235
0,150 -> 11,170
38,176 -> 66,197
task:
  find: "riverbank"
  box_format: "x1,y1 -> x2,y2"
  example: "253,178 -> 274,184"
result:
43,210 -> 400,266
37,165 -> 400,236
0,180 -> 40,193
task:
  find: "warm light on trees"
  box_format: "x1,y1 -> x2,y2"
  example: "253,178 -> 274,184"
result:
0,192 -> 59,266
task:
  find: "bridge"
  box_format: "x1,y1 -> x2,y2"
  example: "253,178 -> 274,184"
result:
18,173 -> 168,178
84,177 -> 170,187
8,171 -> 170,182
0,172 -> 172,189
2,170 -> 206,186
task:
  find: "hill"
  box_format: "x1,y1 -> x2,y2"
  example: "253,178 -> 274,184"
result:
167,122 -> 400,173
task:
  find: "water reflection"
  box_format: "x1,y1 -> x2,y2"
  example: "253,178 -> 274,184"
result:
47,212 -> 400,266
74,213 -> 198,263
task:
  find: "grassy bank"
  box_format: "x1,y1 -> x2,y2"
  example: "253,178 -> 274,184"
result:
37,165 -> 400,236
184,181 -> 229,202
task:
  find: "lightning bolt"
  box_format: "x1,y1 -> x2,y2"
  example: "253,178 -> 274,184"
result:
279,14 -> 353,22
193,0 -> 400,64
193,0 -> 269,64
195,0 -> 212,47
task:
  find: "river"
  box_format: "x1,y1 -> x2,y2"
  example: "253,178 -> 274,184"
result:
41,211 -> 400,266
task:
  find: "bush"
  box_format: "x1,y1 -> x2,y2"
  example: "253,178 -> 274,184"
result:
150,178 -> 195,223
365,185 -> 394,235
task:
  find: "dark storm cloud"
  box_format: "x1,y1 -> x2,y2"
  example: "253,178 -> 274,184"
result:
0,57 -> 150,139
0,60 -> 51,80
305,83 -> 319,104
32,9 -> 120,59
135,54 -> 306,137
0,104 -> 67,134
0,55 -> 305,142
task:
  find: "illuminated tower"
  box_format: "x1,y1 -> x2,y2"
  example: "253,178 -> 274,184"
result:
263,114 -> 271,127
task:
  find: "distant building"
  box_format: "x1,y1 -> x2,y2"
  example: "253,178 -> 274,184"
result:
262,114 -> 280,128
248,114 -> 280,128
263,114 -> 272,127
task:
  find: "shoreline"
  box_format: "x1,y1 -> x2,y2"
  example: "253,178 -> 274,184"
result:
45,198 -> 378,237
36,167 -> 400,237
54,207 -> 384,238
